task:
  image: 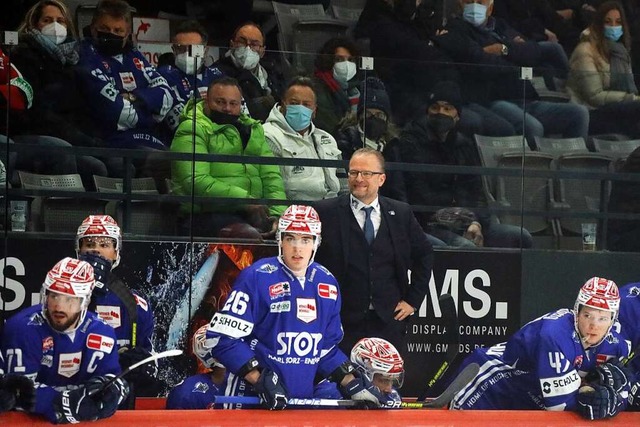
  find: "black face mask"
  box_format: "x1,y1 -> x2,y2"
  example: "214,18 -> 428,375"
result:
208,110 -> 240,125
427,113 -> 456,135
362,116 -> 388,141
94,31 -> 126,56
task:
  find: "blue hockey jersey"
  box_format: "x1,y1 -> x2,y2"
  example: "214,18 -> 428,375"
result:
93,280 -> 154,352
157,64 -> 225,131
450,308 -> 630,411
205,256 -> 348,398
618,283 -> 640,375
76,40 -> 173,148
1,305 -> 120,422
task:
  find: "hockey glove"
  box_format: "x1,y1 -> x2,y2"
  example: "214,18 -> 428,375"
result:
339,374 -> 385,408
78,253 -> 112,295
54,375 -> 130,424
628,381 -> 640,411
253,369 -> 288,410
586,360 -> 633,393
0,374 -> 35,412
576,384 -> 623,420
118,347 -> 157,384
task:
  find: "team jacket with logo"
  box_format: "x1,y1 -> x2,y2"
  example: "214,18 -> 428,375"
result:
93,280 -> 154,351
450,309 -> 630,411
1,305 -> 120,421
76,41 -> 172,147
205,256 -> 348,398
157,64 -> 224,131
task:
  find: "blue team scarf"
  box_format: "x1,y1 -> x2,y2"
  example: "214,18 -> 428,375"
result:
26,29 -> 79,65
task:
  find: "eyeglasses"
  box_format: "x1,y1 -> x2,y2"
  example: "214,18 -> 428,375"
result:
233,36 -> 264,51
348,170 -> 384,179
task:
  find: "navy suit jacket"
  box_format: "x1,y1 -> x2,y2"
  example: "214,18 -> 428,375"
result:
313,194 -> 433,313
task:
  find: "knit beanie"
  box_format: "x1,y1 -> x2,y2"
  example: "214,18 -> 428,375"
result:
357,77 -> 392,117
427,80 -> 464,114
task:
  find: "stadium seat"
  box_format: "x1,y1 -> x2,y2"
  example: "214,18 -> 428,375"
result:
592,138 -> 640,161
18,171 -> 105,232
534,136 -> 588,154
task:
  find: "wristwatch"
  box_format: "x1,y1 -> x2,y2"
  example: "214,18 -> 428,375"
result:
501,44 -> 509,56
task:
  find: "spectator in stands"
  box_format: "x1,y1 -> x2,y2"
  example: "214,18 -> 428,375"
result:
312,37 -> 360,135
263,77 -> 344,201
0,46 -> 32,177
567,1 -> 640,138
436,0 -> 590,148
12,0 -> 107,185
157,20 -> 225,140
214,22 -> 285,122
355,0 -> 516,136
398,80 -> 533,248
493,0 -> 581,54
76,0 -> 173,176
170,77 -> 287,237
336,77 -> 406,202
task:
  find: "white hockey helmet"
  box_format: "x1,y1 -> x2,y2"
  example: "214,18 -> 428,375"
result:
192,325 -> 224,369
277,205 -> 322,260
75,215 -> 122,268
573,277 -> 620,343
351,337 -> 405,388
41,257 -> 96,332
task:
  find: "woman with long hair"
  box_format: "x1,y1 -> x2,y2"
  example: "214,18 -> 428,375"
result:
567,1 -> 640,138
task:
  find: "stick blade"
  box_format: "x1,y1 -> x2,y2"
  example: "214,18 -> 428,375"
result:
422,362 -> 480,408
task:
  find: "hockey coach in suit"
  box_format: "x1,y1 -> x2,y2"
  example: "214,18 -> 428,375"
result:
314,147 -> 433,355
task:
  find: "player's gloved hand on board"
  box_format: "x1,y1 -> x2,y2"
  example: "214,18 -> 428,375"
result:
253,369 -> 288,410
586,360 -> 633,393
118,347 -> 156,383
53,375 -> 129,424
340,372 -> 385,408
576,384 -> 624,420
628,381 -> 640,410
0,374 -> 35,412
78,253 -> 112,296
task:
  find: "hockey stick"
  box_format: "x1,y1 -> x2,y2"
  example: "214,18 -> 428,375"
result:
87,349 -> 183,397
416,293 -> 460,401
213,363 -> 480,409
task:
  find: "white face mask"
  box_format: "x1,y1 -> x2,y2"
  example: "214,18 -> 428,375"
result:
230,46 -> 260,70
175,52 -> 202,75
333,60 -> 357,83
41,21 -> 68,45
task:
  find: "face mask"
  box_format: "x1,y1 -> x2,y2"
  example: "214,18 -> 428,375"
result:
175,52 -> 203,75
285,104 -> 313,131
603,25 -> 623,42
362,116 -> 387,140
428,113 -> 456,135
230,46 -> 260,70
333,61 -> 357,83
208,109 -> 239,125
41,21 -> 67,45
94,30 -> 126,56
463,3 -> 488,27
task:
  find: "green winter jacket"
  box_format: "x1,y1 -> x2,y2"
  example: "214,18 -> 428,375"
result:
170,99 -> 287,216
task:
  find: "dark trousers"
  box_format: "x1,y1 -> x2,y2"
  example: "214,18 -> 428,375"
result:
339,309 -> 408,356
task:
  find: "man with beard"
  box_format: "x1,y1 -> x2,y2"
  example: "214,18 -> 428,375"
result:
1,257 -> 129,423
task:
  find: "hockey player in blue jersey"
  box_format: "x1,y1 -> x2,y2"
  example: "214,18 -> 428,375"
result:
350,337 -> 404,407
203,204 -> 386,410
0,350 -> 35,413
1,257 -> 129,423
75,215 -> 157,401
157,20 -> 225,135
450,277 -> 632,420
618,282 -> 640,410
76,0 -> 173,151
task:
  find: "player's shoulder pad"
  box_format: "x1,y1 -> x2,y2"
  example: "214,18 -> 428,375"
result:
312,263 -> 335,278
